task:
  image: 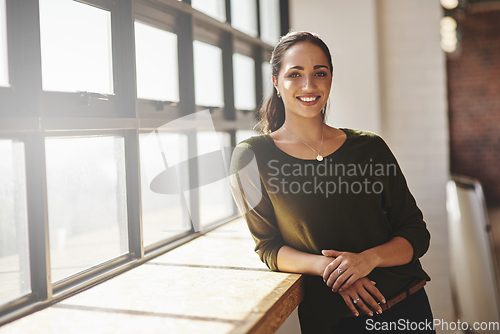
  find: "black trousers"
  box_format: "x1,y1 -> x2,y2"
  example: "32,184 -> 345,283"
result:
334,288 -> 436,334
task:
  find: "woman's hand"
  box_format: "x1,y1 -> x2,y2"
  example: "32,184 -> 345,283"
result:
338,277 -> 386,317
321,249 -> 378,292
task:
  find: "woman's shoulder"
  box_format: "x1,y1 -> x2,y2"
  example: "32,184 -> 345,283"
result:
235,134 -> 273,152
342,128 -> 397,164
342,128 -> 387,147
230,134 -> 272,170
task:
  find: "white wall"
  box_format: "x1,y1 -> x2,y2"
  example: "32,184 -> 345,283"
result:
289,0 -> 381,134
377,0 -> 452,327
289,0 -> 453,331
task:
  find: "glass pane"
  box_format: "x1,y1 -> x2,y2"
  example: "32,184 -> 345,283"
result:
236,130 -> 258,144
259,0 -> 280,45
198,132 -> 233,227
0,0 -> 8,87
233,53 -> 256,110
139,132 -> 191,247
193,41 -> 224,107
135,22 -> 179,102
0,140 -> 30,305
39,0 -> 113,94
45,136 -> 128,283
231,0 -> 258,37
191,0 -> 226,22
262,61 -> 272,99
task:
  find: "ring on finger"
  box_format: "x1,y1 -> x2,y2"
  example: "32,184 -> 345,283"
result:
353,298 -> 360,304
337,268 -> 344,275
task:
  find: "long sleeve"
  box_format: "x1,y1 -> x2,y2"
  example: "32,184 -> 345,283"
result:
377,137 -> 431,263
229,142 -> 286,271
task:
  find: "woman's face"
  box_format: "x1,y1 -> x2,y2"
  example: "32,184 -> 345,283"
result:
273,42 -> 332,121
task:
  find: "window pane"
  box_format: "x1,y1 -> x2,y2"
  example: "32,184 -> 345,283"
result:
233,53 -> 256,110
231,0 -> 258,37
39,0 -> 113,94
0,140 -> 30,305
0,0 -> 8,87
139,132 -> 191,247
193,41 -> 224,107
259,0 -> 281,45
198,132 -> 233,227
135,22 -> 179,102
191,0 -> 226,22
45,136 -> 128,283
262,61 -> 272,99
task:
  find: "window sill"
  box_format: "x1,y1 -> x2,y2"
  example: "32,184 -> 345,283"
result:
0,218 -> 304,334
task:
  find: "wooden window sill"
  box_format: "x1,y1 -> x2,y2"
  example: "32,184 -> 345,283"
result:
0,218 -> 304,334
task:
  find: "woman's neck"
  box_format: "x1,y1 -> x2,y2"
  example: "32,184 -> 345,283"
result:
281,116 -> 325,142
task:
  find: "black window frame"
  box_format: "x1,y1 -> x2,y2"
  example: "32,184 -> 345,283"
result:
0,0 -> 288,326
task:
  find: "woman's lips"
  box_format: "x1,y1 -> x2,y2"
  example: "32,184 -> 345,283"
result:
296,96 -> 320,105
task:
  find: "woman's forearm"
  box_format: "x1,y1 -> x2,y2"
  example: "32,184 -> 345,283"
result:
277,245 -> 332,276
361,236 -> 414,268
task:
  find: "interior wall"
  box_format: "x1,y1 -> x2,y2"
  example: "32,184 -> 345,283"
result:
376,0 -> 452,327
448,5 -> 500,208
289,0 -> 381,134
289,0 -> 453,330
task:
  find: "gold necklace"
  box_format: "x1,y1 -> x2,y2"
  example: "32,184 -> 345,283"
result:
282,124 -> 325,161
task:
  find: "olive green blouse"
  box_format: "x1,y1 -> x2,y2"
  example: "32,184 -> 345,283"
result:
229,128 -> 431,331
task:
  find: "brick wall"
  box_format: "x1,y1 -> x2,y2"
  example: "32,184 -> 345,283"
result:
448,6 -> 500,207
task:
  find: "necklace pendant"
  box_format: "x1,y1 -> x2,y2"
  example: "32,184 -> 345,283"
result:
316,155 -> 323,161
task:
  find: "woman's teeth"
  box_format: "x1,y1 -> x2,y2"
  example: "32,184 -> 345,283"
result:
298,96 -> 317,102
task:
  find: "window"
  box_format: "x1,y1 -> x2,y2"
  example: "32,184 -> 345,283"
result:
45,136 -> 128,283
193,41 -> 224,107
0,0 -> 8,87
231,0 -> 258,37
139,131 -> 191,248
0,0 -> 286,324
233,53 -> 256,111
191,0 -> 226,22
39,0 -> 113,94
0,139 -> 30,305
197,131 -> 234,228
134,22 -> 179,102
259,0 -> 281,46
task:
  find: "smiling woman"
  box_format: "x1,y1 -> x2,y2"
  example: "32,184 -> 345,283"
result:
230,31 -> 435,334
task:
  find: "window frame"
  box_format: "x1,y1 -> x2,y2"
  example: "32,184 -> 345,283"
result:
0,0 -> 287,326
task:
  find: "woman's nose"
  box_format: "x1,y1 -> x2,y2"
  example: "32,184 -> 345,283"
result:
302,75 -> 316,90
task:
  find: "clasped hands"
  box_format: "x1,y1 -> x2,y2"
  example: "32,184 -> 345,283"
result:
321,249 -> 386,317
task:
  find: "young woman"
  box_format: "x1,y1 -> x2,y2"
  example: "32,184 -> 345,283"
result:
230,31 -> 435,333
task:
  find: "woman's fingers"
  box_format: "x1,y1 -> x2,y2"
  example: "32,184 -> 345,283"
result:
337,278 -> 386,317
322,258 -> 341,285
322,249 -> 342,258
329,270 -> 347,292
339,292 -> 359,317
335,271 -> 358,292
357,289 -> 383,315
363,280 -> 386,305
348,295 -> 374,317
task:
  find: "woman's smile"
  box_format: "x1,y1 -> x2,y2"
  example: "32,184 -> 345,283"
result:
296,95 -> 321,105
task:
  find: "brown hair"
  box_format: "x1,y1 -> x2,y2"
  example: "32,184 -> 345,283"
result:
258,31 -> 333,133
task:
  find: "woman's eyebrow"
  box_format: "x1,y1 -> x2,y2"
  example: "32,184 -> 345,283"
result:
288,65 -> 329,70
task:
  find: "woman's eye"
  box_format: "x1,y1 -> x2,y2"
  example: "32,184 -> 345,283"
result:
316,72 -> 327,77
289,72 -> 300,78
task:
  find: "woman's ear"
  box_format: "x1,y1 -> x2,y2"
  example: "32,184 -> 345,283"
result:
272,76 -> 280,96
